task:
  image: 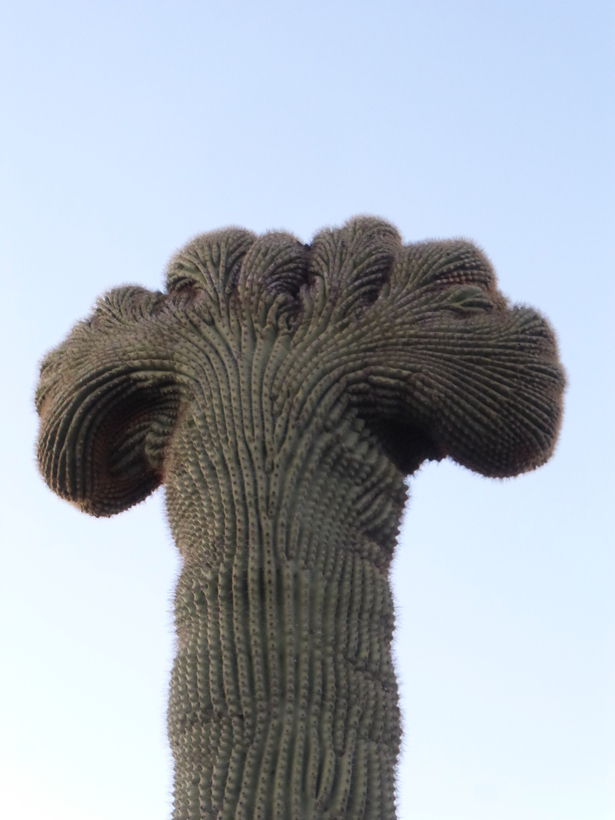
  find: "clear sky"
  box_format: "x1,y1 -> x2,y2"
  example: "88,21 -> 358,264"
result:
0,1 -> 613,818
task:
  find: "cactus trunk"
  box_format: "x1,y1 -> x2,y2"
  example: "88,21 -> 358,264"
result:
165,361 -> 405,819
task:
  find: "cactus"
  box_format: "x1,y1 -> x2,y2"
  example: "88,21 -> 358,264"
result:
35,217 -> 564,819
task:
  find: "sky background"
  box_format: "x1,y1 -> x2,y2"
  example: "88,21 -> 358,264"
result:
0,1 -> 613,818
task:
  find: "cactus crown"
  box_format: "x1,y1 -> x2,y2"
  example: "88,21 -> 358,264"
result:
36,216 -> 563,517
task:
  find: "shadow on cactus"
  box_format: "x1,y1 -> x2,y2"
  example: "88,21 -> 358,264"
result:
36,217 -> 565,819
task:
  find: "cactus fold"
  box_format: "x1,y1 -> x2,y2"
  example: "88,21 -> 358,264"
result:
36,217 -> 565,819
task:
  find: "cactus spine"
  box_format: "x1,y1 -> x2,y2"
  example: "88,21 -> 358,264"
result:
36,218 -> 565,819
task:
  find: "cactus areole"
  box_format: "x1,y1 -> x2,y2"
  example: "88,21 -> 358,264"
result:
36,218 -> 564,819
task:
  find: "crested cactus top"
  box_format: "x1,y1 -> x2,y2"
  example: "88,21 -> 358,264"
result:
36,216 -> 565,518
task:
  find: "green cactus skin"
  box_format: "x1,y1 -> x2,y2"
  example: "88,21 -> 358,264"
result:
36,217 -> 564,819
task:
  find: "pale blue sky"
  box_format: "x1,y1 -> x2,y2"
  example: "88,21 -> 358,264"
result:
1,2 -> 613,818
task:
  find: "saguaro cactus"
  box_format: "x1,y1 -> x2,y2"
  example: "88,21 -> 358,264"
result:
36,217 -> 564,819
